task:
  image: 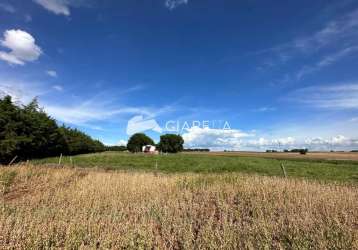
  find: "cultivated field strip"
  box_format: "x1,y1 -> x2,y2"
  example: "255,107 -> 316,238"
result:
1,166 -> 357,249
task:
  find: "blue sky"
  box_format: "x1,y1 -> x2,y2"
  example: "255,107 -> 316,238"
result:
1,0 -> 358,151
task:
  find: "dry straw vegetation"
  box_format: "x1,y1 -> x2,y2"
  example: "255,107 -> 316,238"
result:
1,165 -> 357,249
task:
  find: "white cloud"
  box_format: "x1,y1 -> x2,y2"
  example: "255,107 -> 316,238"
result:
287,83 -> 358,109
103,140 -> 127,147
165,0 -> 188,10
33,0 -> 70,16
44,103 -> 173,130
304,135 -> 358,148
0,3 -> 15,13
0,52 -> 23,65
244,137 -> 296,149
45,104 -> 143,125
33,0 -> 92,16
52,85 -> 63,91
182,127 -> 252,150
181,128 -> 358,151
245,135 -> 358,151
331,135 -> 356,145
47,70 -> 58,77
180,123 -> 358,151
0,29 -> 42,65
43,97 -> 173,129
265,137 -> 294,146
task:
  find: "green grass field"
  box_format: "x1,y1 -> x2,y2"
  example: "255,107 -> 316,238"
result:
32,152 -> 358,183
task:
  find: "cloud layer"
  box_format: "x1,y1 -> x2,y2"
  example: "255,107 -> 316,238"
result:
182,126 -> 358,151
182,127 -> 252,150
0,29 -> 42,65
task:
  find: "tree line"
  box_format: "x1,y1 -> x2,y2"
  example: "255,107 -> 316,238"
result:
127,133 -> 184,153
266,149 -> 308,154
0,95 -> 105,164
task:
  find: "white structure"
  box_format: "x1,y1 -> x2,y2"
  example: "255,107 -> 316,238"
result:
142,145 -> 157,153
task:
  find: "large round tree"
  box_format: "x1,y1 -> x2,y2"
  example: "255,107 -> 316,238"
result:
158,134 -> 184,153
127,133 -> 154,153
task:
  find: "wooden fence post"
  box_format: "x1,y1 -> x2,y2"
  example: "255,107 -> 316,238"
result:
280,163 -> 287,178
58,153 -> 63,165
8,155 -> 18,166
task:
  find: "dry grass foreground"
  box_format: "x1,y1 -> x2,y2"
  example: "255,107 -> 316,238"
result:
0,166 -> 357,249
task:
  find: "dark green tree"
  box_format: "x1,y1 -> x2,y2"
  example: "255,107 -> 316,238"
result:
20,99 -> 68,159
0,95 -> 105,164
127,133 -> 154,153
158,134 -> 184,153
0,96 -> 68,163
0,95 -> 22,163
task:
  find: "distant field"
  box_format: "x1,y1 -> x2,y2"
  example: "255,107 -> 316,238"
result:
194,151 -> 358,161
1,166 -> 357,249
32,151 -> 358,183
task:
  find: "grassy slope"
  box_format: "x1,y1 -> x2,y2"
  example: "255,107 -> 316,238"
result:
32,152 -> 358,183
